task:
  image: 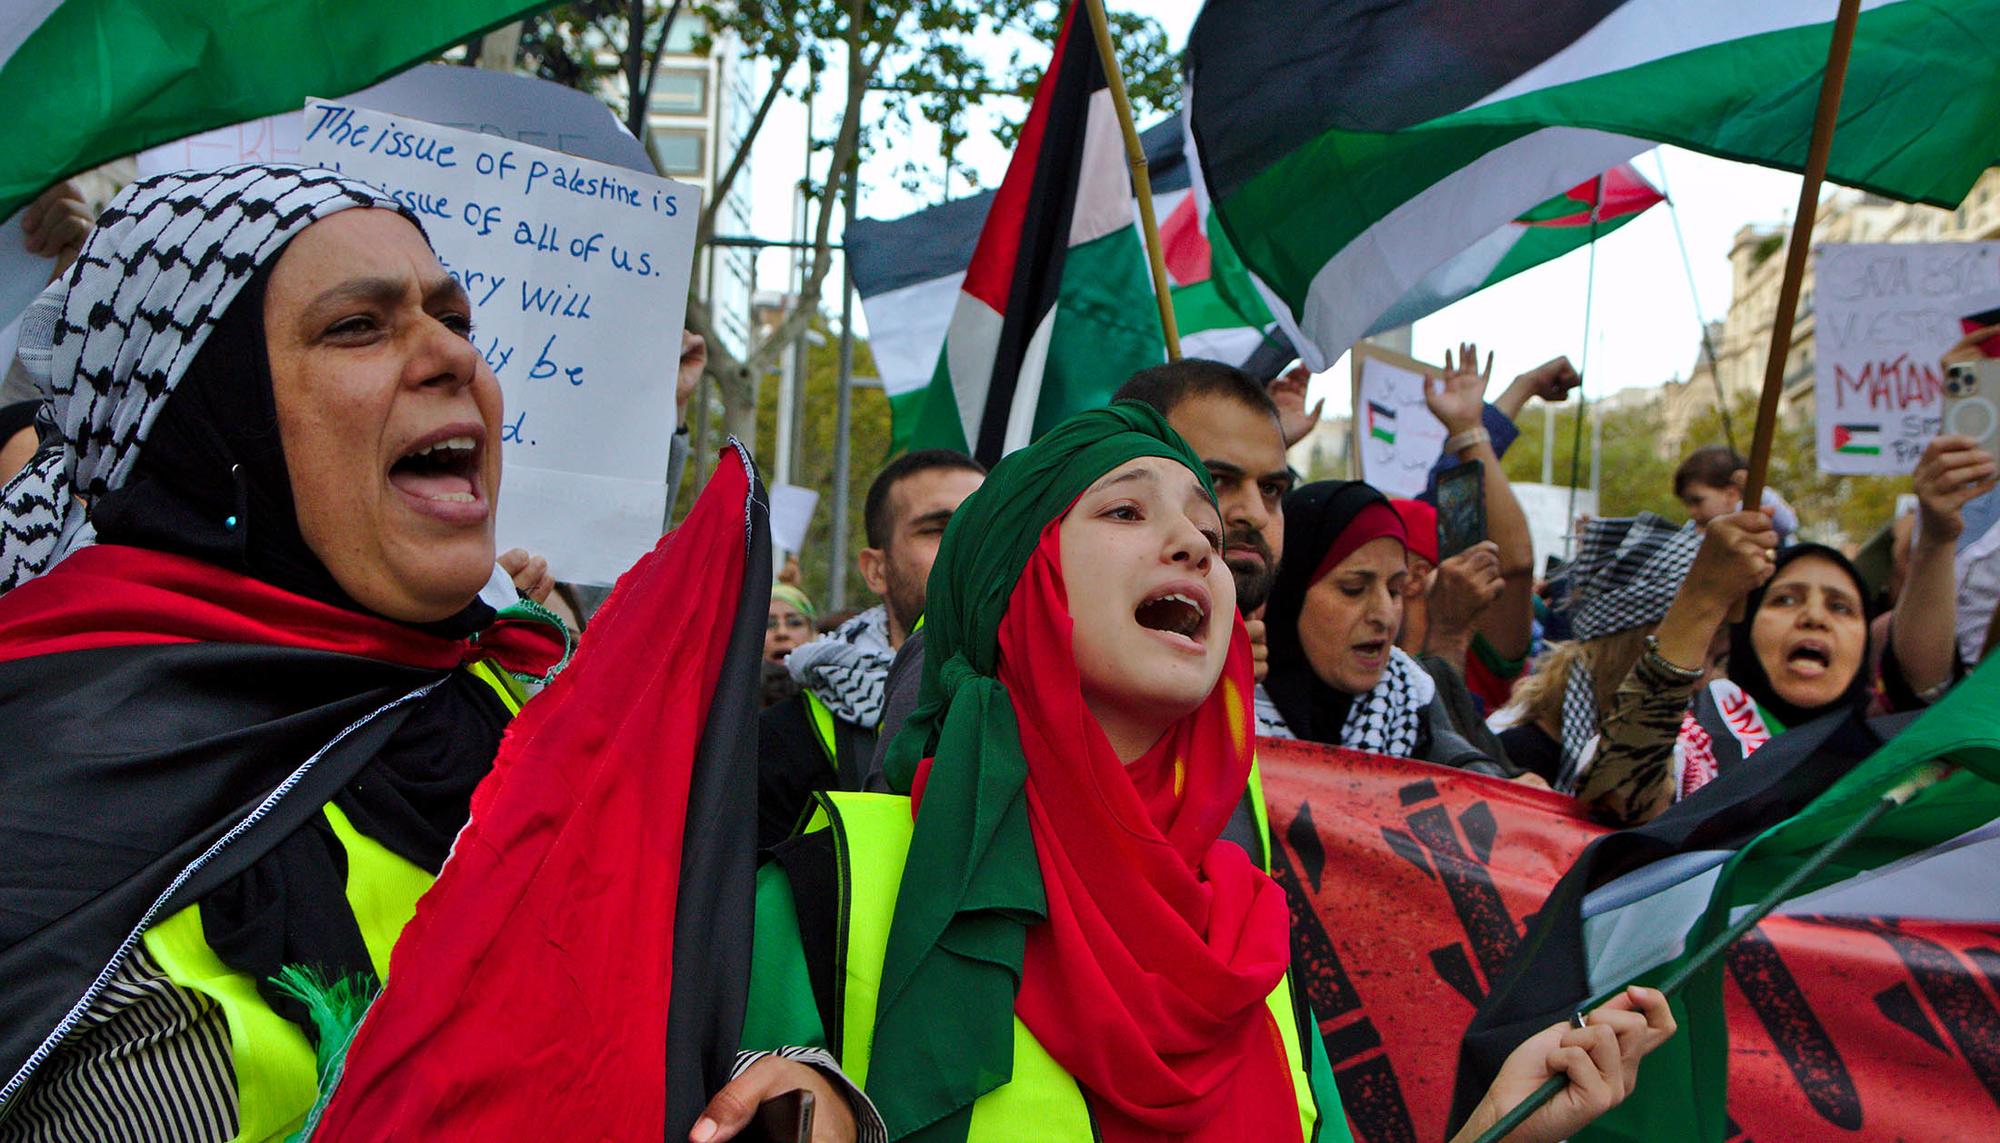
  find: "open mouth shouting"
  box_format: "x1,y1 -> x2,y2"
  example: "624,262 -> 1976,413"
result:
1349,636 -> 1390,671
1134,580 -> 1212,653
388,422 -> 488,524
1781,637 -> 1833,679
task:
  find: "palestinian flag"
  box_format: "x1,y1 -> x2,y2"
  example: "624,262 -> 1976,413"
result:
309,444 -> 770,1139
1454,660 -> 2000,1142
1367,401 -> 1398,444
1188,0 -> 2000,368
887,4 -> 1168,464
850,118 -> 1291,455
0,0 -> 546,221
1834,423 -> 1884,456
1364,166 -> 1661,338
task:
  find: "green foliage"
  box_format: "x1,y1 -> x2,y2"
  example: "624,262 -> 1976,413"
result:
1503,393 -> 1913,546
678,319 -> 893,610
514,2 -> 1177,204
1502,402 -> 1684,522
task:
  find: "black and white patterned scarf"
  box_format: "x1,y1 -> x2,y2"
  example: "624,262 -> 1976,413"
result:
0,164 -> 412,592
1255,646 -> 1434,757
1551,513 -> 1702,793
787,604 -> 895,729
1337,645 -> 1434,756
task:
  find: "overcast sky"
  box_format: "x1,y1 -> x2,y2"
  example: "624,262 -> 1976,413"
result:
747,3 -> 1810,419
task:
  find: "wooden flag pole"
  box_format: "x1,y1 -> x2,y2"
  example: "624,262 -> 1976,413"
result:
1082,0 -> 1182,361
1741,0 -> 1863,513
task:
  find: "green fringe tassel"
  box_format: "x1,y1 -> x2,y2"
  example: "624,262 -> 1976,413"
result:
269,965 -> 381,1143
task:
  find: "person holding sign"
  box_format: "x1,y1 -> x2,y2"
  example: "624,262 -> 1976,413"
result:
0,166 -> 869,1143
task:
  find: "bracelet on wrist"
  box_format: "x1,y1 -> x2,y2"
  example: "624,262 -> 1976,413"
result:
1642,634 -> 1703,680
1444,426 -> 1491,454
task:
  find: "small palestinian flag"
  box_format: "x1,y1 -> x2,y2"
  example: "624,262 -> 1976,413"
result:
1834,423 -> 1883,456
1187,0 -> 2000,369
1368,401 -> 1397,445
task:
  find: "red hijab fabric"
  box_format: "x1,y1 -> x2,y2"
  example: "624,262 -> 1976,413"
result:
1309,499 -> 1407,584
999,520 -> 1299,1143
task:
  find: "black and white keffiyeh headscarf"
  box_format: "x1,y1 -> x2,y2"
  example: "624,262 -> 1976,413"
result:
0,164 -> 414,592
788,604 -> 896,728
1550,512 -> 1702,792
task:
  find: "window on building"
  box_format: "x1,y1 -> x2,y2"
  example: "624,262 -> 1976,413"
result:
664,14 -> 706,54
651,128 -> 706,177
653,68 -> 707,116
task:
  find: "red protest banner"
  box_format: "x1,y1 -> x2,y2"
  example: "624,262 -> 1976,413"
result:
1258,738 -> 2000,1142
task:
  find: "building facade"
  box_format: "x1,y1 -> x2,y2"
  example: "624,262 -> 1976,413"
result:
636,15 -> 758,361
1658,169 -> 2000,458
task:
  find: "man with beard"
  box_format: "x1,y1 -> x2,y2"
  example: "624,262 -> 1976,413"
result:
759,449 -> 985,847
1110,360 -> 1302,737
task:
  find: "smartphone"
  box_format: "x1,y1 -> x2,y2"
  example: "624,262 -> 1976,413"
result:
1435,461 -> 1486,561
741,1090 -> 815,1143
1961,305 -> 2000,359
1944,360 -> 2000,458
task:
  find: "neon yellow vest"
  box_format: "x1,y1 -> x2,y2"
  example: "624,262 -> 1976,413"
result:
807,786 -> 1320,1142
142,662 -> 523,1143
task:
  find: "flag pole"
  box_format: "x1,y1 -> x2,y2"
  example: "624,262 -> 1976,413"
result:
1470,759 -> 1952,1143
1082,0 -> 1182,361
1740,0 -> 1862,514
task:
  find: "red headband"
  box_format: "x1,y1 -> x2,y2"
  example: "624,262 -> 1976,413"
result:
1310,500 -> 1407,584
1390,499 -> 1438,565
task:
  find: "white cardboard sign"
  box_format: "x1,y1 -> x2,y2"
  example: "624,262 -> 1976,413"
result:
302,100 -> 699,585
1813,241 -> 2000,474
1352,345 -> 1446,499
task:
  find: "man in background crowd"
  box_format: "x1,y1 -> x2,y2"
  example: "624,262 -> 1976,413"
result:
758,449 -> 984,846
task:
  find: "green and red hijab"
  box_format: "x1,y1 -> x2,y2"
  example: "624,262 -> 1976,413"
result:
875,401 -> 1298,1143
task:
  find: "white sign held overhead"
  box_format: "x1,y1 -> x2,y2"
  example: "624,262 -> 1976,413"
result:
1813,242 -> 2000,475
1351,342 -> 1446,499
768,484 -> 820,556
302,99 -> 700,586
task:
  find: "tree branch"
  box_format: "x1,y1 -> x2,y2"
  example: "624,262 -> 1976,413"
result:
698,47 -> 796,248
738,2 -> 893,376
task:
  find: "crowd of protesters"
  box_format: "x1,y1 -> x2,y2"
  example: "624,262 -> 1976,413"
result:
6,162 -> 1993,1143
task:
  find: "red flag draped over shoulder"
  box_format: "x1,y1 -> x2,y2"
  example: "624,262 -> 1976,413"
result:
312,445 -> 768,1140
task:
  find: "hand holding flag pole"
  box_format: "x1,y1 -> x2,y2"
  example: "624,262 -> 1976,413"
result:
1081,0 -> 1182,362
1469,758 -> 1953,1143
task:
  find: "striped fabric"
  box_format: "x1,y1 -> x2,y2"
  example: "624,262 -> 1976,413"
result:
729,1047 -> 888,1143
0,945 -> 233,1143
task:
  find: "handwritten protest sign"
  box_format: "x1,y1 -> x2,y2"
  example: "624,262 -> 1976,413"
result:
1813,241 -> 2000,475
303,100 -> 698,585
1351,342 -> 1445,498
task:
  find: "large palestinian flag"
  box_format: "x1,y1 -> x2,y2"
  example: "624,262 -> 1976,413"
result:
309,444 -> 770,1140
1188,0 -> 2000,368
884,4 -> 1168,464
852,119 -> 1658,453
0,0 -> 547,221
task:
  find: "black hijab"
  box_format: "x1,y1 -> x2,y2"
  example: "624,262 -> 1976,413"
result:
1,230 -> 510,1074
87,259 -> 492,638
1262,480 -> 1403,742
1727,542 -> 1877,729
